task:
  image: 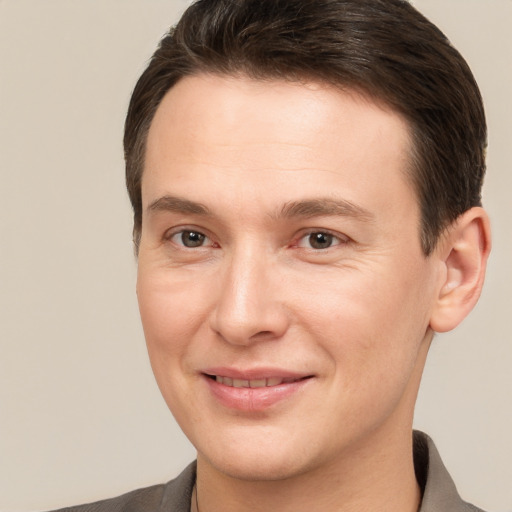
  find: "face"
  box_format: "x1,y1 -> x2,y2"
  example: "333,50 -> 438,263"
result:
137,74 -> 441,481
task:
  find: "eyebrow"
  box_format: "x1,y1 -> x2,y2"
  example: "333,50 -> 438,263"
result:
147,195 -> 374,222
278,198 -> 374,222
147,195 -> 211,216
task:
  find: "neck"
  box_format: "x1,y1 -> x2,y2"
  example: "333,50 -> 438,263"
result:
194,424 -> 421,512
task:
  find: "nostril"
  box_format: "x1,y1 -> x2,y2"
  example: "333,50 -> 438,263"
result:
249,330 -> 275,340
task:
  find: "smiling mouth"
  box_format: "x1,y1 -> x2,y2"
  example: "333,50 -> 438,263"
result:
203,372 -> 313,410
206,374 -> 311,388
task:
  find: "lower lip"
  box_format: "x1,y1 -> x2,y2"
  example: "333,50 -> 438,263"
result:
203,376 -> 312,412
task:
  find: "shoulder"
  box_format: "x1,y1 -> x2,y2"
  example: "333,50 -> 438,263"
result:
52,484 -> 165,512
48,462 -> 196,512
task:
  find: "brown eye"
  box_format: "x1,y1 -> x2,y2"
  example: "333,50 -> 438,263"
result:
296,231 -> 345,251
308,232 -> 334,249
177,230 -> 206,248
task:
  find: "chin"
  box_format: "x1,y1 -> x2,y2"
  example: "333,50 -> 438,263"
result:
194,426 -> 325,482
201,450 -> 310,482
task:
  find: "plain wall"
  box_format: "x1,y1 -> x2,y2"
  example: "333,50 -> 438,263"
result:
0,1 -> 510,511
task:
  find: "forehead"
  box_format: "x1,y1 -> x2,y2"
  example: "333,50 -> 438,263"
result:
143,74 -> 415,218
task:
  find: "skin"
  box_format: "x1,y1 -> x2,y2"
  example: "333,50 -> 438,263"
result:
136,74 -> 490,512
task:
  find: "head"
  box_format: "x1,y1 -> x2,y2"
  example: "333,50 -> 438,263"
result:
125,0 -> 491,485
125,0 -> 487,257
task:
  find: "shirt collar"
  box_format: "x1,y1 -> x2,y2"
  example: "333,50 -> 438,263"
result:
414,431 -> 483,512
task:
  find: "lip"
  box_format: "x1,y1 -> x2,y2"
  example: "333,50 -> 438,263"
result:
201,367 -> 313,412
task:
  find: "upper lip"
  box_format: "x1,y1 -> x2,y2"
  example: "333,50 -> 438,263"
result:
202,367 -> 312,381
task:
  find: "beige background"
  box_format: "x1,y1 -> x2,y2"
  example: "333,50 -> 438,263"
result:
0,1 -> 510,511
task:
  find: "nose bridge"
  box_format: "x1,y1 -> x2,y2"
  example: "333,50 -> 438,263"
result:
210,242 -> 287,345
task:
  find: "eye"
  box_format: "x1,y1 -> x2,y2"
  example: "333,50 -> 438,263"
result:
297,231 -> 345,250
171,230 -> 208,248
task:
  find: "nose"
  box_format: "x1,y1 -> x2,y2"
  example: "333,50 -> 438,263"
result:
209,248 -> 290,346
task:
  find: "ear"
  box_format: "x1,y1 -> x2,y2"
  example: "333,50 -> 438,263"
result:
429,207 -> 491,333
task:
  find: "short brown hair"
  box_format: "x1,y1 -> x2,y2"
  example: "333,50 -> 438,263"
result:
124,0 -> 486,255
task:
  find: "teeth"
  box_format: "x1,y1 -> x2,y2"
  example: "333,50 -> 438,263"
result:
216,376 -> 234,386
249,379 -> 267,388
214,376 -> 298,388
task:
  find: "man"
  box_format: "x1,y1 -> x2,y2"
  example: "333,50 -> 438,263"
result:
58,0 -> 491,510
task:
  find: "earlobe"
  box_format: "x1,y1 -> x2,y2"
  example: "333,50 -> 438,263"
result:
429,207 -> 491,333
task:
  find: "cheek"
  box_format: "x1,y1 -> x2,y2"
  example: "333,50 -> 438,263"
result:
137,265 -> 211,341
136,268 -> 208,391
297,260 -> 433,378
136,269 -> 206,417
